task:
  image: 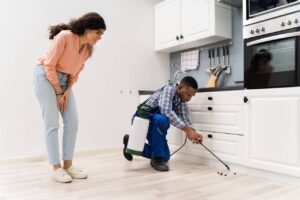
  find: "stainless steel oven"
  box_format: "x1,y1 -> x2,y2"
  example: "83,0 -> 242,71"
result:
244,12 -> 300,89
243,0 -> 300,26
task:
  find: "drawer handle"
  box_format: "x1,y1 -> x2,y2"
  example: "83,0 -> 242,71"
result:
208,97 -> 213,100
207,107 -> 213,111
244,96 -> 248,103
207,134 -> 213,139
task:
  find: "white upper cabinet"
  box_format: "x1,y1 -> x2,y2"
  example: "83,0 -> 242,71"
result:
181,0 -> 210,41
155,0 -> 181,49
154,0 -> 232,52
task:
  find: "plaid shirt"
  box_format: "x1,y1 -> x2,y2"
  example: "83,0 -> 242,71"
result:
144,85 -> 192,129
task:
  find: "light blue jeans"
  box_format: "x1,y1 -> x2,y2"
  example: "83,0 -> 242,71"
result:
34,65 -> 78,164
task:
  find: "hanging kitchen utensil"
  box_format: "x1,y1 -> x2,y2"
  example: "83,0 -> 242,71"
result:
211,48 -> 216,71
222,46 -> 227,70
217,47 -> 221,68
206,49 -> 212,73
225,45 -> 231,74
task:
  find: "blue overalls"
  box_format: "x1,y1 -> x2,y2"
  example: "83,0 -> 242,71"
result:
132,102 -> 179,161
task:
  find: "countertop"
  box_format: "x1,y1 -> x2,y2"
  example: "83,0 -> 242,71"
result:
139,85 -> 244,95
197,85 -> 244,92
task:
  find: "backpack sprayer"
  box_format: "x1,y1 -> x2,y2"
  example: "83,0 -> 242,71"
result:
125,104 -> 156,156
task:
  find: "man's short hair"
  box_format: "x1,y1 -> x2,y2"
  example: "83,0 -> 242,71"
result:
180,76 -> 198,90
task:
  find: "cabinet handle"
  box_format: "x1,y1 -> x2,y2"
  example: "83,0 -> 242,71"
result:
207,134 -> 213,139
207,107 -> 213,111
180,34 -> 184,39
208,97 -> 213,100
176,35 -> 179,40
244,96 -> 248,103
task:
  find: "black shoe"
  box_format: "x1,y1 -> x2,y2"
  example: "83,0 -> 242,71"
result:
123,134 -> 133,161
150,158 -> 169,172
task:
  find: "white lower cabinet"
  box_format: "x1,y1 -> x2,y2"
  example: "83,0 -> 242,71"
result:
244,88 -> 300,177
187,90 -> 245,164
141,87 -> 300,178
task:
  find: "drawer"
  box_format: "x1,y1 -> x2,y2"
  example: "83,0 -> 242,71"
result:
189,90 -> 244,105
186,131 -> 244,165
188,104 -> 244,135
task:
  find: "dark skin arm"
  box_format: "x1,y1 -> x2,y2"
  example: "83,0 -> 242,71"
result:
181,125 -> 203,144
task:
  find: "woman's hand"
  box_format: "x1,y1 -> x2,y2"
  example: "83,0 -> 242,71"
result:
56,89 -> 70,112
56,94 -> 64,112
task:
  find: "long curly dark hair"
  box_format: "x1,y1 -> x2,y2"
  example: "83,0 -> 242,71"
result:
48,12 -> 106,57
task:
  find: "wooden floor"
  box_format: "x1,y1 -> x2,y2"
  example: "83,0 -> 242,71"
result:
1,150 -> 300,200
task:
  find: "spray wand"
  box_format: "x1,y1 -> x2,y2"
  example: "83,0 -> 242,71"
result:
199,143 -> 230,171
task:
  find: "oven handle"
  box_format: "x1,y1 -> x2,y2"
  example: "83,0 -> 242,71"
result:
247,32 -> 300,46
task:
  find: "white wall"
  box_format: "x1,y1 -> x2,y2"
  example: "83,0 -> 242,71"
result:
0,0 -> 169,159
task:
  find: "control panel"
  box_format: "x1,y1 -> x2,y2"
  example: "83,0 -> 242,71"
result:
244,12 -> 300,39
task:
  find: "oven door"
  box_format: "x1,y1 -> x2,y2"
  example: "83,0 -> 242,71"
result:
244,28 -> 300,89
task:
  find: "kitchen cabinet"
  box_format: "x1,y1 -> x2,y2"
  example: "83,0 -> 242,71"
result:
154,0 -> 232,52
186,90 -> 245,164
244,87 -> 300,177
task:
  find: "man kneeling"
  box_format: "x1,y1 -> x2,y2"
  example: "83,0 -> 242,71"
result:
123,76 -> 203,171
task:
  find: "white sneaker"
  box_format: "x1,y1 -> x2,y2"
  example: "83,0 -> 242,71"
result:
52,168 -> 72,183
65,166 -> 88,179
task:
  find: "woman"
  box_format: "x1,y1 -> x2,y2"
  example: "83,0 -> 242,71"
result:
34,12 -> 106,183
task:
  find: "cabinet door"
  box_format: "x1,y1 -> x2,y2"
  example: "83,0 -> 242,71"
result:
155,0 -> 180,50
245,88 -> 300,177
186,131 -> 244,165
181,0 -> 211,41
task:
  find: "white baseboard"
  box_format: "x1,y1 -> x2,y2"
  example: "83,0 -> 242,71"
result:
0,147 -> 122,165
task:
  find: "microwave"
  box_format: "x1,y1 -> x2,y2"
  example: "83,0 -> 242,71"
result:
244,12 -> 300,89
243,0 -> 300,26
